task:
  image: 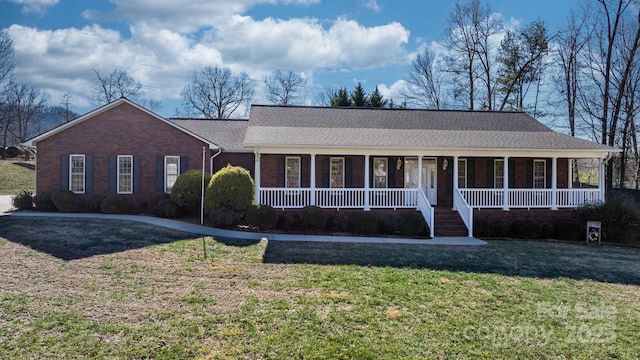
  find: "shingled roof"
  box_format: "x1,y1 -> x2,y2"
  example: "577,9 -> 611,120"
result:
170,118 -> 249,152
244,105 -> 616,152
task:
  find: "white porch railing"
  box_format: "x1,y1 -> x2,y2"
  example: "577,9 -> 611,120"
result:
369,188 -> 418,209
416,187 -> 435,238
454,188 -> 473,237
259,188 -> 312,208
316,189 -> 365,209
459,188 -> 601,209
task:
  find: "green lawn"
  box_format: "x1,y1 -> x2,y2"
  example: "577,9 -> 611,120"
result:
0,159 -> 35,195
1,216 -> 639,359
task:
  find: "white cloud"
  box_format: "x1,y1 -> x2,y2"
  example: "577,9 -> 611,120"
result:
378,80 -> 408,103
362,0 -> 381,13
82,0 -> 319,34
9,0 -> 58,14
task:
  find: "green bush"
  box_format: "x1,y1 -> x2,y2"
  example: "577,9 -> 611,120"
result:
147,192 -> 170,216
327,212 -> 349,232
540,222 -> 555,239
155,198 -> 179,218
170,169 -> 211,213
277,211 -> 298,230
204,165 -> 254,214
554,218 -> 582,241
34,192 -> 56,211
377,215 -> 398,235
509,219 -> 542,239
300,205 -> 327,230
245,205 -> 279,230
51,190 -> 76,212
209,206 -> 242,229
399,212 -> 428,237
12,190 -> 33,210
492,220 -> 508,238
76,193 -> 104,212
352,211 -> 378,235
473,218 -> 494,238
579,194 -> 640,243
100,195 -> 130,214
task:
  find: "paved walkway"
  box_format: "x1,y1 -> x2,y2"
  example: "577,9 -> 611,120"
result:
0,195 -> 486,245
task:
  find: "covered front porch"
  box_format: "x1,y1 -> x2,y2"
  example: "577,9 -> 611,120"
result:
253,149 -> 608,238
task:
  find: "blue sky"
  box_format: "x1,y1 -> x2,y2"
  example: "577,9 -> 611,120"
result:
3,0 -> 582,117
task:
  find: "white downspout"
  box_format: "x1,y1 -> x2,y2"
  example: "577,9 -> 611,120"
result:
209,147 -> 222,175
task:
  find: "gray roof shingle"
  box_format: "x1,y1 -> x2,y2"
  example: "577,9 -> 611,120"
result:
170,119 -> 249,152
244,105 -> 615,152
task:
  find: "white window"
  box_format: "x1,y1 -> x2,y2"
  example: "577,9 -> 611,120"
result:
457,158 -> 467,188
165,156 -> 180,193
495,159 -> 504,188
286,157 -> 300,188
70,154 -> 85,194
534,160 -> 546,188
330,157 -> 345,188
118,155 -> 133,194
373,157 -> 388,188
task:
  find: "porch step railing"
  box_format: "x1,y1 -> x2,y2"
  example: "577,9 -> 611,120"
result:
453,188 -> 473,237
416,187 -> 435,238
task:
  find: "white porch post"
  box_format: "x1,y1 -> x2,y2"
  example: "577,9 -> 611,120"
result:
502,156 -> 509,211
254,147 -> 261,205
310,153 -> 316,206
418,155 -> 423,210
568,159 -> 573,189
364,154 -> 370,211
452,155 -> 458,211
551,157 -> 558,210
598,158 -> 605,202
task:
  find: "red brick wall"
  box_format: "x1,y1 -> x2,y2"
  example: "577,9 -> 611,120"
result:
213,152 -> 255,177
36,102 -> 212,209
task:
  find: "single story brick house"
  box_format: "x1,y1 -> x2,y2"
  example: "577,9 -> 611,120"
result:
26,98 -> 251,209
27,98 -> 618,237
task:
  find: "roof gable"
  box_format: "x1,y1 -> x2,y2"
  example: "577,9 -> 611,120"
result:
26,98 -> 219,149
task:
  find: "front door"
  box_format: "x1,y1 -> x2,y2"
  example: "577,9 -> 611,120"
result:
405,158 -> 437,205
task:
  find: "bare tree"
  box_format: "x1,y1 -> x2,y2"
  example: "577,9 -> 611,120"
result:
264,70 -> 306,105
403,48 -> 444,109
59,92 -> 76,122
92,69 -> 143,104
3,80 -> 49,145
180,66 -> 254,119
441,0 -> 502,110
0,29 -> 14,86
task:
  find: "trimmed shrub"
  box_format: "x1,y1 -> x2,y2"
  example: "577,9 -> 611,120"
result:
76,193 -> 104,212
352,211 -> 378,235
34,192 -> 56,211
100,195 -> 130,214
147,192 -> 171,216
554,218 -> 582,241
155,198 -> 179,218
540,222 -> 555,239
377,214 -> 398,235
209,206 -> 242,229
170,169 -> 211,213
204,165 -> 254,214
399,212 -> 428,237
579,193 -> 640,243
473,218 -> 494,238
300,205 -> 327,230
328,212 -> 349,232
509,219 -> 542,239
492,220 -> 508,238
12,190 -> 33,210
51,190 -> 76,212
245,205 -> 279,230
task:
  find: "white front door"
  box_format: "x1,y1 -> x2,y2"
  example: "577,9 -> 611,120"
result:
405,158 -> 437,205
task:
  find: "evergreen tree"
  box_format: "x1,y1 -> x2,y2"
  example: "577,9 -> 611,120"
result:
369,86 -> 388,108
350,82 -> 369,107
330,87 -> 352,107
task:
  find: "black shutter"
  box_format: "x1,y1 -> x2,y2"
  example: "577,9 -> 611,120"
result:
277,157 -> 285,187
388,157 -> 396,188
526,159 -> 533,188
301,156 -> 310,188
467,158 -> 475,188
445,158 -> 453,194
369,157 -> 374,188
487,159 -> 494,188
321,157 -> 330,188
60,154 -> 69,190
180,156 -> 188,174
85,154 -> 93,193
345,157 -> 353,188
546,159 -> 552,189
133,156 -> 141,193
156,156 -> 164,192
108,155 -> 117,193
509,159 -> 516,188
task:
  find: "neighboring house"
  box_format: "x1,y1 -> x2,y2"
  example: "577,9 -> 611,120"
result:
26,98 -> 238,209
26,99 -> 619,237
244,105 -> 619,237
